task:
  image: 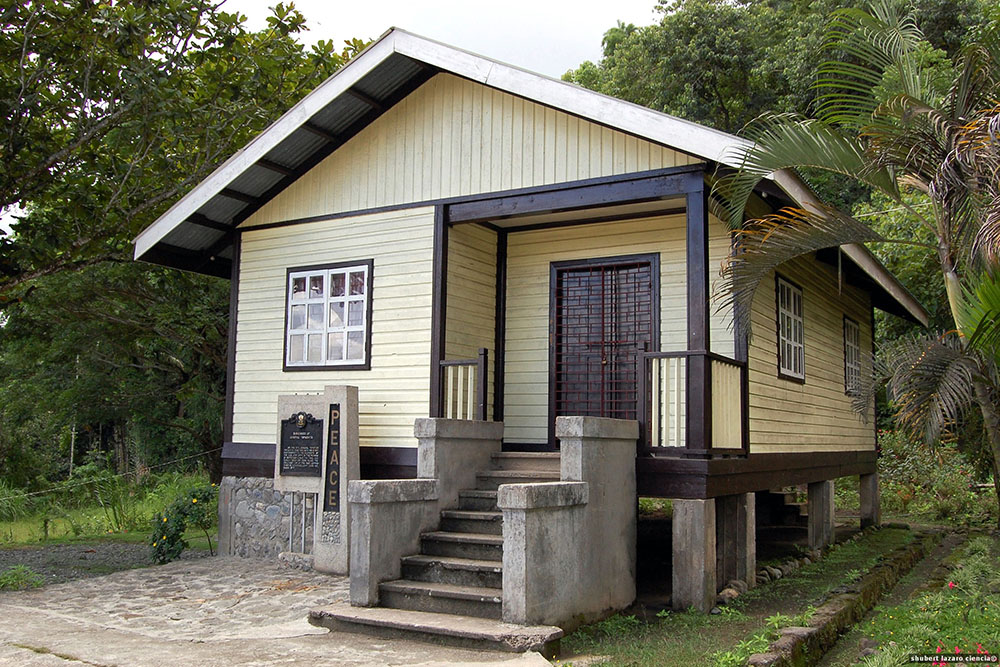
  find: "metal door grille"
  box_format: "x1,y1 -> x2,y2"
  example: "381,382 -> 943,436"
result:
554,260 -> 654,421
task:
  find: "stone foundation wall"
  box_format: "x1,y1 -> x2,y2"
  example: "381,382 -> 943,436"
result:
218,476 -> 316,560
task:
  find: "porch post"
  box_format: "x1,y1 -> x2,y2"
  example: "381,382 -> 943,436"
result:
686,176 -> 711,452
429,206 -> 448,418
716,492 -> 756,590
807,480 -> 836,549
672,498 -> 716,612
860,472 -> 881,529
493,230 -> 507,422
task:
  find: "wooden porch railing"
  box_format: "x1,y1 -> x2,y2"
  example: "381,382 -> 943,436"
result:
438,348 -> 488,421
637,350 -> 749,456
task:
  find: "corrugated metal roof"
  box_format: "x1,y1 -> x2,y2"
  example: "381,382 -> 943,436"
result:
227,164 -> 286,199
354,53 -> 425,99
312,95 -> 370,135
160,223 -> 226,252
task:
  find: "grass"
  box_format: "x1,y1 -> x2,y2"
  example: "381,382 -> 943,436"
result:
0,565 -> 44,590
559,527 -> 915,666
855,534 -> 1000,664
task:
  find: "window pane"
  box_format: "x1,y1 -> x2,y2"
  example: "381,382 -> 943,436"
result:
329,302 -> 345,328
347,331 -> 364,360
291,305 -> 306,329
348,300 -> 364,326
330,273 -> 346,297
350,271 -> 365,295
291,277 -> 306,300
328,332 -> 344,360
309,275 -> 324,298
308,304 -> 323,329
289,334 -> 304,362
307,334 -> 322,363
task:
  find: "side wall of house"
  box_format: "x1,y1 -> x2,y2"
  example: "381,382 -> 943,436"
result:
502,214 -> 734,445
238,73 -> 700,230
233,207 -> 435,449
747,254 -> 875,453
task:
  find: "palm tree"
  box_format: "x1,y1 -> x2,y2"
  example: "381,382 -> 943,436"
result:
717,1 -> 1000,526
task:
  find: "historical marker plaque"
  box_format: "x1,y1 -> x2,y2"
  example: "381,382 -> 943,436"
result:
323,404 -> 341,513
279,412 -> 323,476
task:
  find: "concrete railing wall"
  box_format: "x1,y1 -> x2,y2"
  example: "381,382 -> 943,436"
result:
498,416 -> 637,628
348,418 -> 504,606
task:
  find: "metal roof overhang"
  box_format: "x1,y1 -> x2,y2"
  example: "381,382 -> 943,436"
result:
133,28 -> 929,326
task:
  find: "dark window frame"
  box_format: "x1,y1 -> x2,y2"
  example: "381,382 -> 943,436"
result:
282,259 -> 375,372
774,273 -> 805,384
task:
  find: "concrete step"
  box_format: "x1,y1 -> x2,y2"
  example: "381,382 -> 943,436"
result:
401,554 -> 503,588
440,509 -> 503,535
379,579 -> 502,620
309,603 -> 562,656
475,470 -> 559,491
421,531 -> 503,561
490,451 -> 561,473
458,489 -> 498,511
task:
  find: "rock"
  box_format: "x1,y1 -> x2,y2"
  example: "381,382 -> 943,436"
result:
766,566 -> 783,580
747,654 -> 781,667
802,556 -> 811,565
710,606 -> 722,615
727,579 -> 748,594
758,569 -> 771,582
717,588 -> 740,605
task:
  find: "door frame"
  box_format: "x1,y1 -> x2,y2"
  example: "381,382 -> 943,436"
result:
547,252 -> 661,447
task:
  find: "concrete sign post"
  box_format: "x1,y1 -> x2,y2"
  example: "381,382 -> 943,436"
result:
274,386 -> 358,574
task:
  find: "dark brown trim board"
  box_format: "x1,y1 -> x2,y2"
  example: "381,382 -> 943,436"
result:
280,259 -> 375,372
223,232 -> 242,445
685,184 -> 712,453
493,229 -> 508,422
636,450 -> 877,499
221,443 -> 417,480
428,206 -> 449,418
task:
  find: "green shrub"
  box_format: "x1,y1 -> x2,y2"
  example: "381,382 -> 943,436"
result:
150,484 -> 218,564
0,479 -> 30,522
0,565 -> 44,590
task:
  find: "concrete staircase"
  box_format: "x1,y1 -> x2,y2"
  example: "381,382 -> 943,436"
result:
309,450 -> 564,653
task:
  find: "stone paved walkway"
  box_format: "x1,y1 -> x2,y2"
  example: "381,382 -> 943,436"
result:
0,556 -> 549,666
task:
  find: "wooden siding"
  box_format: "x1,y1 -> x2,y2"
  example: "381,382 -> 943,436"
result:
503,214 -> 734,444
747,255 -> 875,453
444,223 -> 497,420
238,74 -> 699,229
233,207 -> 435,448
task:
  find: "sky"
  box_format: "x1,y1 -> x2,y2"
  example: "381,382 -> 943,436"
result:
225,0 -> 661,78
0,0 -> 661,237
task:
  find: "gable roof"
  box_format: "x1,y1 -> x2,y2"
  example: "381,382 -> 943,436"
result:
133,27 -> 928,325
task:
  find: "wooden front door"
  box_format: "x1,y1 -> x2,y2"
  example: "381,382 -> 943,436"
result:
549,254 -> 659,446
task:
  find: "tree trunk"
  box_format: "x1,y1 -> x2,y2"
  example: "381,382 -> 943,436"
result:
972,380 -> 1000,530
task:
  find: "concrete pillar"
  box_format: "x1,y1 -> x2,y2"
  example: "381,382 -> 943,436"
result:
673,498 -> 716,612
716,492 -> 756,590
859,472 -> 881,529
807,480 -> 836,549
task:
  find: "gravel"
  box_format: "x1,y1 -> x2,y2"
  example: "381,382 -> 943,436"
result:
0,541 -> 209,586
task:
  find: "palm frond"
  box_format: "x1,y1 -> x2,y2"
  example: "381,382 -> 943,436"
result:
717,114 -> 899,229
881,332 -> 984,443
717,206 -> 883,336
959,271 -> 1000,363
816,1 -> 926,125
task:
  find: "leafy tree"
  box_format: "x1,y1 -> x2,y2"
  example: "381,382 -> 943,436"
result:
719,2 -> 1000,525
0,2 -> 368,485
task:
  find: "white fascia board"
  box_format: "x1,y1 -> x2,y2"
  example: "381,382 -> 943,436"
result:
773,169 -> 929,326
390,30 -> 750,168
133,31 -> 401,260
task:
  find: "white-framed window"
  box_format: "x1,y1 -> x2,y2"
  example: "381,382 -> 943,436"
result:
844,316 -> 861,394
776,276 -> 804,380
284,261 -> 372,369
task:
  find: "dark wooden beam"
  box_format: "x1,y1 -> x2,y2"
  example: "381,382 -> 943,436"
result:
636,450 -> 878,498
447,165 -> 703,224
493,229 -> 507,422
685,179 -> 712,453
219,188 -> 262,206
138,243 -> 231,279
429,206 -> 449,418
302,121 -> 340,143
499,206 -> 686,234
346,88 -> 385,112
188,213 -> 232,233
223,232 -> 241,445
256,158 -> 296,177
